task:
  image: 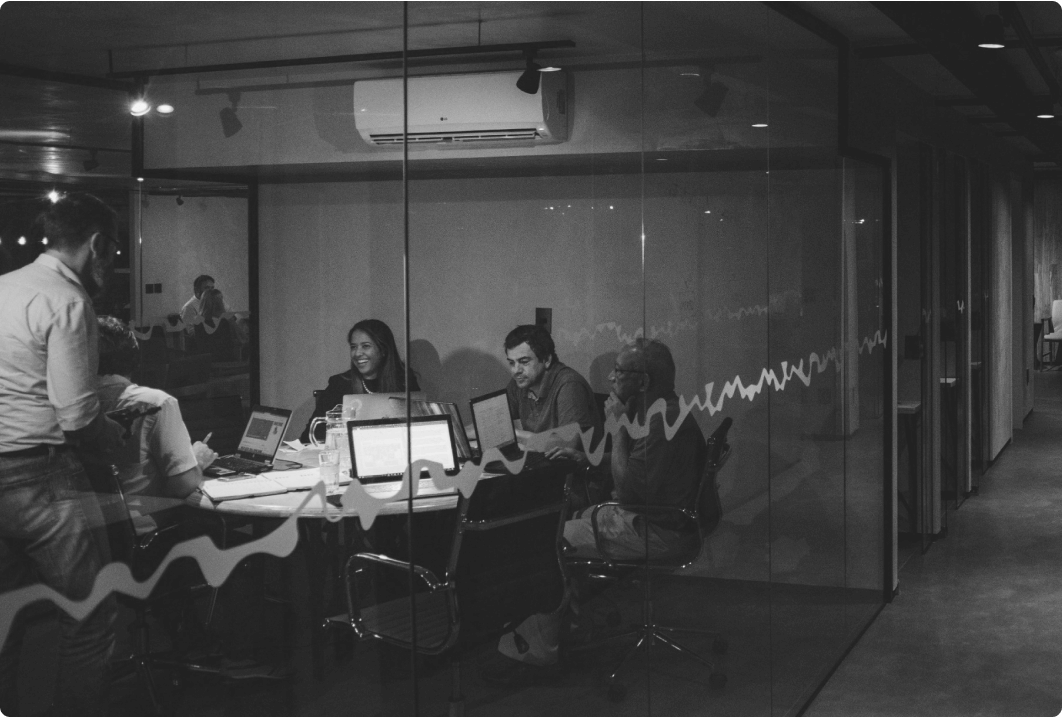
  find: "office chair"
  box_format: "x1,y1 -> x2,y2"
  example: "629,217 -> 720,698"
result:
326,468 -> 572,717
568,417 -> 732,702
83,460 -> 227,716
1042,300 -> 1062,369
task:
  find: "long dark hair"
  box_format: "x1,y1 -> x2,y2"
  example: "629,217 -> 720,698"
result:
347,318 -> 410,392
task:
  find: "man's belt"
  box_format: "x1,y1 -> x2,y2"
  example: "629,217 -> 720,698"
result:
0,444 -> 70,458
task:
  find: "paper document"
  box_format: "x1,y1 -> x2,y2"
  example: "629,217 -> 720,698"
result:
201,476 -> 287,501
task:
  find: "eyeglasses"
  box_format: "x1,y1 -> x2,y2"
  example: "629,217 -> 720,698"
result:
612,364 -> 646,376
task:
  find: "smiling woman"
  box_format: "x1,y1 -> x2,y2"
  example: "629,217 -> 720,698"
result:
298,318 -> 419,443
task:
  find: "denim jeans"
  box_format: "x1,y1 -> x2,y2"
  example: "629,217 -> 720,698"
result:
0,449 -> 116,717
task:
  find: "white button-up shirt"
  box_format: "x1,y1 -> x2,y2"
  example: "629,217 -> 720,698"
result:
0,253 -> 102,450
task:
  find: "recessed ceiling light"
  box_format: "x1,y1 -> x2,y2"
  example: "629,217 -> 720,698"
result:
156,103 -> 175,115
539,66 -> 562,72
18,236 -> 27,246
47,190 -> 60,203
752,123 -> 768,128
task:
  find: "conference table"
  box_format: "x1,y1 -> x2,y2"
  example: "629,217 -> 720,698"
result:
185,445 -> 475,678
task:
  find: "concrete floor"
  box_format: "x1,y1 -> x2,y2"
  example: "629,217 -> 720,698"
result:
805,371 -> 1062,717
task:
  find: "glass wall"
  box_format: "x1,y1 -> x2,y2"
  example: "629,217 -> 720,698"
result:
0,4 -> 887,717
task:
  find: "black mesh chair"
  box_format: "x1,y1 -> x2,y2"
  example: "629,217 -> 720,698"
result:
568,417 -> 733,701
326,468 -> 572,717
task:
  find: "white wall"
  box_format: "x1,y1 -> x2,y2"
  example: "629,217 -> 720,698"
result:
135,195 -> 248,326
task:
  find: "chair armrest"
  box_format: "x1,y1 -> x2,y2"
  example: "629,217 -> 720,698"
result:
342,552 -> 454,644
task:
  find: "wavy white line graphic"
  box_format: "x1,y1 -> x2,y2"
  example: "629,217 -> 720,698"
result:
555,291 -> 803,349
0,328 -> 886,651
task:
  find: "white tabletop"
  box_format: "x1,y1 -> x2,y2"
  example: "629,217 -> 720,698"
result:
187,445 -> 487,523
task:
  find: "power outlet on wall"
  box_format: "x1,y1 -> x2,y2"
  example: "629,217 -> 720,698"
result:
535,307 -> 552,335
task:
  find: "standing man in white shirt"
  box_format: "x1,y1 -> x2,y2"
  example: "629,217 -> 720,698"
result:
179,274 -> 215,328
0,192 -> 130,717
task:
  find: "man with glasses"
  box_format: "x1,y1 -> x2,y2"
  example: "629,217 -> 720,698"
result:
556,339 -> 704,561
0,192 -> 130,717
487,339 -> 705,685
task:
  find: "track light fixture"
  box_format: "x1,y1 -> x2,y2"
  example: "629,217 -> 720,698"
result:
516,52 -> 542,94
693,65 -> 729,117
978,14 -> 1006,49
129,97 -> 152,116
219,91 -> 243,137
82,150 -> 99,172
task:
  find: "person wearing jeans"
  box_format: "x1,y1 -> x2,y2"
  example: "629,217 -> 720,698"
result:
0,193 -> 131,717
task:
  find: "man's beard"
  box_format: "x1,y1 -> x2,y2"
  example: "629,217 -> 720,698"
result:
84,256 -> 110,298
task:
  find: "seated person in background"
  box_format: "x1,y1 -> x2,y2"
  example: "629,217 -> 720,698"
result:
96,316 -> 218,536
504,324 -> 601,452
485,339 -> 705,685
299,318 -> 420,443
194,288 -> 240,361
179,274 -> 214,328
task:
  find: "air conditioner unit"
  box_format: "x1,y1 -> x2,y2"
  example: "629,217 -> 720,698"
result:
353,70 -> 569,147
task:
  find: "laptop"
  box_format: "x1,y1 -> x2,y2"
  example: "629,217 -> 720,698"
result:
205,405 -> 292,476
468,388 -> 551,472
389,398 -> 475,463
346,414 -> 461,484
343,392 -> 427,421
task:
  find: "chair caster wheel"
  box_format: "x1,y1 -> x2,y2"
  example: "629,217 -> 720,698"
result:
607,683 -> 627,702
709,672 -> 727,690
605,611 -> 621,628
712,637 -> 728,655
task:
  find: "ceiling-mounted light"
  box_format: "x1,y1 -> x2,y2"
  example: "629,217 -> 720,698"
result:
1037,98 -> 1056,119
156,103 -> 175,115
516,52 -> 542,94
18,236 -> 26,245
47,190 -> 60,203
693,65 -> 729,117
82,150 -> 99,172
219,91 -> 243,137
41,237 -> 48,246
978,14 -> 1006,49
130,98 -> 152,116
176,195 -> 184,206
752,123 -> 768,128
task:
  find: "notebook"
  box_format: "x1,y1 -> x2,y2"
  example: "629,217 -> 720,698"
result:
346,414 -> 460,484
204,405 -> 292,476
388,398 -> 475,463
468,389 -> 551,472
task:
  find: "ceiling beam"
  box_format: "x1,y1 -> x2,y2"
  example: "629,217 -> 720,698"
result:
1000,2 -> 1061,102
108,40 -> 576,79
873,2 -> 1062,166
0,62 -> 131,92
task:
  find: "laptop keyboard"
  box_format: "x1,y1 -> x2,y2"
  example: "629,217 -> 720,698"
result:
212,455 -> 269,474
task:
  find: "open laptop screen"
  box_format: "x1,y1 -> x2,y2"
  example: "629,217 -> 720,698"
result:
237,407 -> 290,461
470,389 -> 515,451
348,415 -> 458,481
389,398 -> 474,462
